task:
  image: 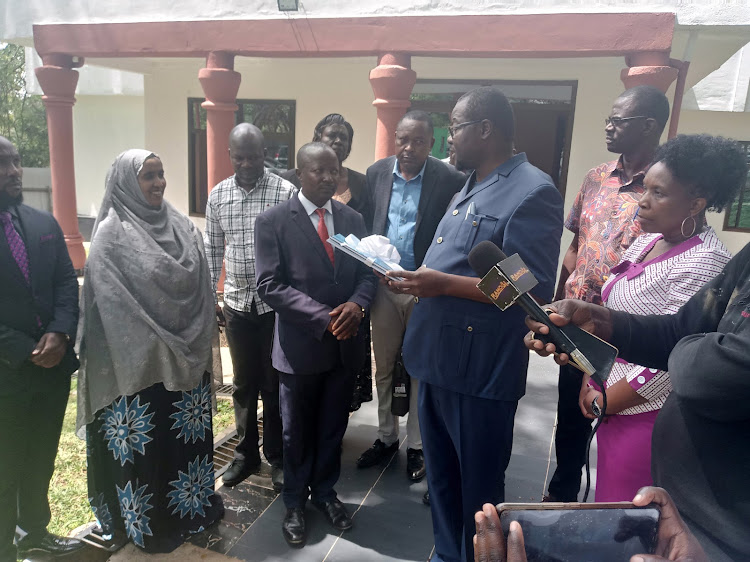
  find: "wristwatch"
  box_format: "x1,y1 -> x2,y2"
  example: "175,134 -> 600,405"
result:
591,396 -> 602,417
360,306 -> 366,318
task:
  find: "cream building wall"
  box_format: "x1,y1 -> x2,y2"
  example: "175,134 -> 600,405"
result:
72,95 -> 145,217
66,53 -> 750,258
678,109 -> 750,255
135,55 -> 625,235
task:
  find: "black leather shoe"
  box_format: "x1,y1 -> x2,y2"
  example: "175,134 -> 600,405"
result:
222,458 -> 260,487
422,490 -> 430,506
282,508 -> 306,547
271,465 -> 284,493
17,532 -> 84,557
406,448 -> 426,481
313,498 -> 352,531
356,439 -> 398,468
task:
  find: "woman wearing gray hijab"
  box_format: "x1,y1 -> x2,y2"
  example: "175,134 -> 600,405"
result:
77,149 -> 223,552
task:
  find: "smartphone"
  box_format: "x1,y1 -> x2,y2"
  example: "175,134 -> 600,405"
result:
496,502 -> 660,562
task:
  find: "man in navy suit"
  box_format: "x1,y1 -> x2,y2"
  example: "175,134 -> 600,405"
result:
255,143 -> 377,547
0,136 -> 83,560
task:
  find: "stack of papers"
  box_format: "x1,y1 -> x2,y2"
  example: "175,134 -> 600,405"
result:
328,234 -> 405,281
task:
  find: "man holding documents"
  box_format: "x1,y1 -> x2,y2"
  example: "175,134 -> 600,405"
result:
358,111 -> 465,482
388,88 -> 563,562
255,142 -> 377,546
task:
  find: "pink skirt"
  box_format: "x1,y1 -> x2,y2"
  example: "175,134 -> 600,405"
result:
594,409 -> 660,502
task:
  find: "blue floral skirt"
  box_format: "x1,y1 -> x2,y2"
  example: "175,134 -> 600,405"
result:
86,373 -> 224,553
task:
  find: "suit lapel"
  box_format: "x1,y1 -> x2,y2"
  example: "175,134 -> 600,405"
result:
1,207 -> 34,290
415,158 -> 437,236
290,196 -> 334,272
373,157 -> 395,234
17,206 -> 41,294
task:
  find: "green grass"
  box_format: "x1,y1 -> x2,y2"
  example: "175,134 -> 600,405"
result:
47,381 -> 237,538
213,397 -> 235,435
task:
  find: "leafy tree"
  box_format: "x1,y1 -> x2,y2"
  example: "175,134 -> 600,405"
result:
0,43 -> 49,167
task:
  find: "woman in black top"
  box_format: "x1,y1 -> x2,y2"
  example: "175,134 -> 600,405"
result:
526,240 -> 750,561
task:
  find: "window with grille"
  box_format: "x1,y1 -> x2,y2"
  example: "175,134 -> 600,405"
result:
723,140 -> 750,231
188,98 -> 296,215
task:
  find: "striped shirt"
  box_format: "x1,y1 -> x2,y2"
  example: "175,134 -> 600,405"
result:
204,171 -> 296,314
600,227 -> 731,414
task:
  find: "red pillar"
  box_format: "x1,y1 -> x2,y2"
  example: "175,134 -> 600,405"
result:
35,54 -> 86,269
620,52 -> 679,94
199,51 -> 241,192
369,53 -> 417,160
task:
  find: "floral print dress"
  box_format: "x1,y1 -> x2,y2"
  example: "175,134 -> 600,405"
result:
86,373 -> 224,553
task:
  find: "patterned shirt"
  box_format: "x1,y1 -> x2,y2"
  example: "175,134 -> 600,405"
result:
599,227 -> 731,415
204,171 -> 296,314
564,158 -> 645,304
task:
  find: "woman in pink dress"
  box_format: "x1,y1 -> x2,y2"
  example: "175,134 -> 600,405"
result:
578,134 -> 747,502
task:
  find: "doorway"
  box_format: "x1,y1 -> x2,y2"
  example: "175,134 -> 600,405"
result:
410,80 -> 577,197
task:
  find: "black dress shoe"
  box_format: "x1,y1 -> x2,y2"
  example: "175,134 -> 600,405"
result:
356,439 -> 398,468
222,458 -> 260,487
17,532 -> 84,556
406,448 -> 426,481
282,508 -> 306,547
423,490 -> 430,506
271,465 -> 284,493
313,498 -> 352,531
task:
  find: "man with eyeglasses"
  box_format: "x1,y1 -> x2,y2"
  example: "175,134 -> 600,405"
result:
386,87 -> 564,562
544,85 -> 670,503
357,111 -> 465,484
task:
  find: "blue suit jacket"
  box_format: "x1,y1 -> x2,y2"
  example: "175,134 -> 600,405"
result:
403,154 -> 564,401
255,195 -> 377,375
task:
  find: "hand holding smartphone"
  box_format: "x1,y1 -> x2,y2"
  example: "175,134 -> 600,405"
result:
495,502 -> 659,562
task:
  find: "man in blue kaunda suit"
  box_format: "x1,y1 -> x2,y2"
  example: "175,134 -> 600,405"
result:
255,142 -> 377,548
386,88 -> 564,561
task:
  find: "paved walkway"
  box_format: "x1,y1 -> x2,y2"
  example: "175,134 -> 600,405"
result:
69,352 -> 595,562
182,352 -> 595,562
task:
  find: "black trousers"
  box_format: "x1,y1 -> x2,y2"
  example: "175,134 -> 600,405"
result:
0,378 -> 70,561
547,363 -> 593,501
279,366 -> 354,509
224,303 -> 283,468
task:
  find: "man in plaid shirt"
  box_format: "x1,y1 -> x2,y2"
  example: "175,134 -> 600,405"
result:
204,123 -> 296,490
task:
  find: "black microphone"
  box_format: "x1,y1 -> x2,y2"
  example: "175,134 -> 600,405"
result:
468,240 -> 602,385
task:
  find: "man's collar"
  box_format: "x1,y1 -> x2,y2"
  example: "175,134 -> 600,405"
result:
298,191 -> 333,215
393,158 -> 427,182
613,155 -> 648,181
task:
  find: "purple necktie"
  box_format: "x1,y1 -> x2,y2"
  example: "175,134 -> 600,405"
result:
0,211 -> 30,285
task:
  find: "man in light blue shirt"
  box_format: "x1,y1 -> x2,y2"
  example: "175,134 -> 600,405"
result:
358,112 -> 466,485
386,159 -> 424,271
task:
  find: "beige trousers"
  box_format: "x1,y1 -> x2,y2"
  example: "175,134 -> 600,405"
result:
370,284 -> 421,449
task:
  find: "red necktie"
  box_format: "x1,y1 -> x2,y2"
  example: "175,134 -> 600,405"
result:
315,208 -> 335,265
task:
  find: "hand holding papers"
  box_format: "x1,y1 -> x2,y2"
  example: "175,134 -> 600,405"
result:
328,234 -> 405,281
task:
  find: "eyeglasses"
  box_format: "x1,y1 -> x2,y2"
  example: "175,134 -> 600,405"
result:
448,120 -> 483,137
604,116 -> 649,127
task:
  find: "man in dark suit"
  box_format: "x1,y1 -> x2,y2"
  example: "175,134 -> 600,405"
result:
255,143 -> 377,547
0,136 -> 83,560
357,111 -> 465,482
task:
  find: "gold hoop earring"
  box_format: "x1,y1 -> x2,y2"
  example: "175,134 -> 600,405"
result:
681,215 -> 697,238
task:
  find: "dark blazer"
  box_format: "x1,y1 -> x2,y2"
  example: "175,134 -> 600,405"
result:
255,195 -> 377,375
367,155 -> 466,269
0,204 -> 79,394
280,167 -> 373,232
